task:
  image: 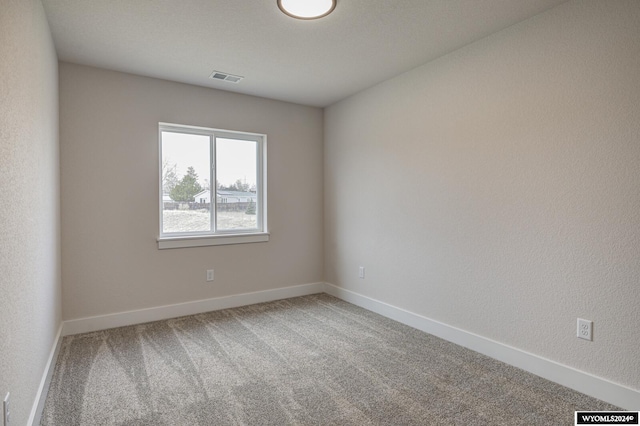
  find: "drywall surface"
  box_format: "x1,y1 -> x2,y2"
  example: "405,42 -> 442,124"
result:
59,63 -> 323,319
325,0 -> 640,391
0,1 -> 61,424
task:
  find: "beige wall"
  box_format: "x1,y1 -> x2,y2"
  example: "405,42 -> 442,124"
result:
59,63 -> 323,319
0,0 -> 61,424
325,0 -> 640,392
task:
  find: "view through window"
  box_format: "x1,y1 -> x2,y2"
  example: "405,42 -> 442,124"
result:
159,123 -> 266,239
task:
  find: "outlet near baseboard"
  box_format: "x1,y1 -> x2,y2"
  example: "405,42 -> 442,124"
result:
577,318 -> 593,341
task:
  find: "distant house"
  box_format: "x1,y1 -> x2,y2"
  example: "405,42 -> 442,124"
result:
217,190 -> 256,204
193,189 -> 210,204
192,190 -> 256,204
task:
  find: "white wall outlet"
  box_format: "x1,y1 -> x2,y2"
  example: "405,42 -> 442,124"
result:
358,266 -> 365,279
3,392 -> 10,426
206,269 -> 214,282
577,318 -> 593,341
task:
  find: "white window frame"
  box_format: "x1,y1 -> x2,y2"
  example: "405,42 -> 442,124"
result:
157,122 -> 268,249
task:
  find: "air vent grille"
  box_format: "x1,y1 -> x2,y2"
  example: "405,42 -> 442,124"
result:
209,71 -> 244,84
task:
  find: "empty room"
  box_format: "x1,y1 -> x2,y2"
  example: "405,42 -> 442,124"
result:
1,0 -> 639,424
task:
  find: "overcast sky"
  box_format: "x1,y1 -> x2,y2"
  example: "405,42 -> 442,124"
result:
161,132 -> 257,189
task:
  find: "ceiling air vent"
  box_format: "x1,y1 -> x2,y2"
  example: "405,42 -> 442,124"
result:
209,71 -> 244,84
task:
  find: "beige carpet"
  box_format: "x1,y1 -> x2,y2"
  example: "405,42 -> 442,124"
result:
41,294 -> 618,425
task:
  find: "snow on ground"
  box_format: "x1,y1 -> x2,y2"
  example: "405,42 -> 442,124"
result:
162,210 -> 257,233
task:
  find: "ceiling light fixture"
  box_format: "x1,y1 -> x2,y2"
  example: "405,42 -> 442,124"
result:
277,0 -> 336,20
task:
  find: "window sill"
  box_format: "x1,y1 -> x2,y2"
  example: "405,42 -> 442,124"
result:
157,232 -> 269,249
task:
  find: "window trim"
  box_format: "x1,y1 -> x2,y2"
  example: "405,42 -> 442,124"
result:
157,122 -> 268,249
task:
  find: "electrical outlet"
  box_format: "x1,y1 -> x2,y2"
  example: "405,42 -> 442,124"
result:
359,266 -> 365,279
3,392 -> 9,426
206,269 -> 214,282
577,318 -> 592,341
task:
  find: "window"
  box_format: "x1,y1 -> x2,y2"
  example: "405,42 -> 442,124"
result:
158,123 -> 268,249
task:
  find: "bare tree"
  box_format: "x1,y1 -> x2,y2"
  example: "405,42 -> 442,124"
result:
162,159 -> 179,194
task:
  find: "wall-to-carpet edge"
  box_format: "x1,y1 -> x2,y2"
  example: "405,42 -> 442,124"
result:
325,283 -> 640,410
32,283 -> 638,421
41,294 -> 619,425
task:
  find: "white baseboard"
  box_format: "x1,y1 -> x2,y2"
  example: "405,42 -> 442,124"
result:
47,282 -> 639,414
325,283 -> 640,411
62,282 -> 325,336
29,323 -> 63,426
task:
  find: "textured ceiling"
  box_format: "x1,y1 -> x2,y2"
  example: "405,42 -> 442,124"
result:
42,0 -> 568,107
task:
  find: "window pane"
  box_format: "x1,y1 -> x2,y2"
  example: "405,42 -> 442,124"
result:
216,138 -> 258,231
161,131 -> 211,233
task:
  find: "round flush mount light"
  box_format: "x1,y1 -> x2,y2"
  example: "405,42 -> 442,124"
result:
278,0 -> 336,20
